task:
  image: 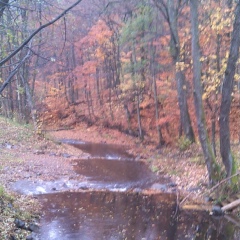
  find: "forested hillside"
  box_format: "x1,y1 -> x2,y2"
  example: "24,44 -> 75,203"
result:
0,0 -> 240,185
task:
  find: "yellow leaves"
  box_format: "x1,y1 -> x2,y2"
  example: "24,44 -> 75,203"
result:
201,53 -> 224,101
120,82 -> 133,92
202,92 -> 208,100
234,73 -> 240,81
209,6 -> 233,34
202,84 -> 219,100
79,19 -> 113,63
175,61 -> 189,71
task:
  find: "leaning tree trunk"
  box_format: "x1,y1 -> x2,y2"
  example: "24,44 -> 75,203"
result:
190,0 -> 220,186
219,1 -> 240,178
0,0 -> 9,19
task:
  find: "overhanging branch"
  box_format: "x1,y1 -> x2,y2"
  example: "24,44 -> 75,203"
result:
0,45 -> 32,94
0,0 -> 83,67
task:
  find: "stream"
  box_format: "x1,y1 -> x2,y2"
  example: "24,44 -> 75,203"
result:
12,140 -> 240,240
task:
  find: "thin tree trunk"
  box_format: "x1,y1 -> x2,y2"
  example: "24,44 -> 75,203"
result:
154,0 -> 195,142
219,1 -> 240,178
108,81 -> 114,121
169,0 -> 195,142
20,74 -> 37,130
136,92 -> 143,140
150,42 -> 164,146
132,41 -> 143,140
123,103 -> 131,133
176,71 -> 195,142
190,0 -> 219,186
85,90 -> 92,121
0,0 -> 9,19
153,73 -> 164,146
95,67 -> 102,106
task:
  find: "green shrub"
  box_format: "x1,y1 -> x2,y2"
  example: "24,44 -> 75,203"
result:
0,185 -> 4,196
178,136 -> 192,151
230,154 -> 239,192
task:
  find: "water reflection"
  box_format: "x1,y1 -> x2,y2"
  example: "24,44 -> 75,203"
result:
72,158 -> 168,188
37,191 -> 240,240
61,139 -> 134,159
37,191 -> 177,240
12,158 -> 172,194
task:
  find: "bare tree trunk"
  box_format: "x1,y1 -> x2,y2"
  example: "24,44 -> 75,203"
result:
89,90 -> 94,117
153,73 -> 164,146
136,92 -> 143,140
132,41 -> 144,140
219,1 -> 240,178
211,34 -> 222,157
176,71 -> 195,142
150,42 -> 164,146
20,74 -> 37,130
190,0 -> 220,186
85,89 -> 92,121
95,67 -> 102,106
123,103 -> 131,133
153,0 -> 195,142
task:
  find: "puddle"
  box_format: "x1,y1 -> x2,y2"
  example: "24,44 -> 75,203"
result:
12,159 -> 172,194
72,158 -> 171,189
36,191 -> 240,240
60,139 -> 134,159
37,191 -> 177,240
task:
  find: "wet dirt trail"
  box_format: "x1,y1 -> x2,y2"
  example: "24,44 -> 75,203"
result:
11,140 -> 240,240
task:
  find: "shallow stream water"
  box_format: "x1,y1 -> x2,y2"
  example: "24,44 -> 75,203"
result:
12,140 -> 240,239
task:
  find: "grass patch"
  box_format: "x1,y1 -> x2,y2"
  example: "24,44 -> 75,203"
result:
178,136 -> 192,151
151,165 -> 159,173
189,156 -> 205,165
168,169 -> 181,176
103,133 -> 113,139
0,116 -> 33,145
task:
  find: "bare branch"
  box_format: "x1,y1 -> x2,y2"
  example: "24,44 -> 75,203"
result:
0,0 -> 9,18
152,0 -> 169,21
0,45 -> 32,94
0,0 -> 83,67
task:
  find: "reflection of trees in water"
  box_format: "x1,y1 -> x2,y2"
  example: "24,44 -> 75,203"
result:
69,141 -> 133,159
191,214 -> 239,240
38,191 -> 239,239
